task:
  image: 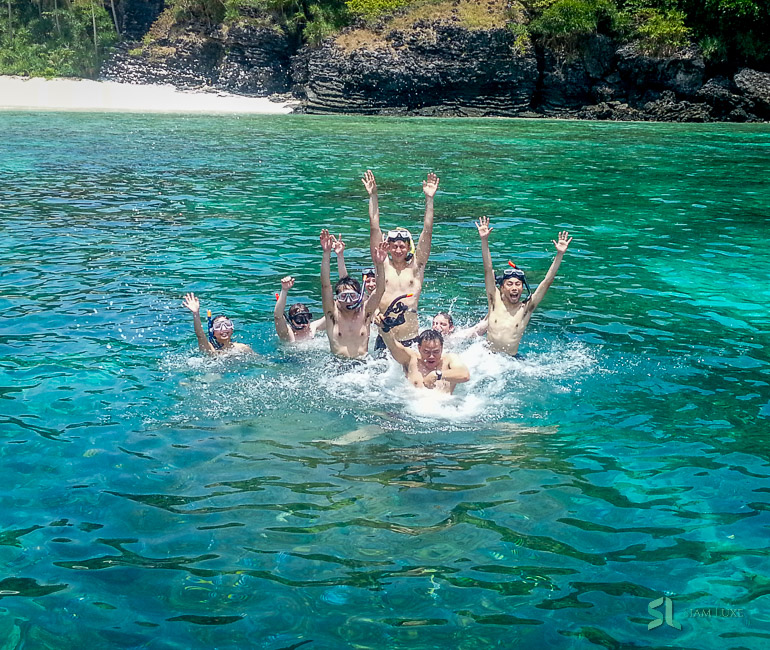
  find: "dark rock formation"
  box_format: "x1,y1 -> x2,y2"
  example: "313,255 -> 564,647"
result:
101,22 -> 292,95
122,0 -> 165,40
734,68 -> 770,117
99,12 -> 770,122
292,24 -> 538,116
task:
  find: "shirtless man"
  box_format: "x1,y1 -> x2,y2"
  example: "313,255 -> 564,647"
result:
320,229 -> 388,359
476,215 -> 572,356
274,237 -> 347,343
376,322 -> 470,394
362,169 -> 439,347
182,292 -> 254,355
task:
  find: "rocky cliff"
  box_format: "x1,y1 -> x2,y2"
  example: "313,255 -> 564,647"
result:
292,24 -> 770,121
100,14 -> 770,122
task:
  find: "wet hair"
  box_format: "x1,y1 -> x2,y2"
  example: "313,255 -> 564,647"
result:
417,328 -> 444,347
211,313 -> 229,324
288,303 -> 311,318
434,312 -> 454,328
334,276 -> 362,294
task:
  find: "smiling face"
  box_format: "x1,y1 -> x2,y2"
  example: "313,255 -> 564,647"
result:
418,339 -> 443,370
500,277 -> 523,304
388,239 -> 409,261
432,314 -> 454,336
363,274 -> 377,294
212,316 -> 234,344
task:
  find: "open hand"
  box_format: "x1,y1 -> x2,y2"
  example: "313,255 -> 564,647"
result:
332,234 -> 345,255
475,215 -> 492,239
182,292 -> 200,315
362,170 -> 377,195
373,240 -> 389,265
423,172 -> 439,198
320,229 -> 334,253
553,231 -> 572,253
281,276 -> 295,291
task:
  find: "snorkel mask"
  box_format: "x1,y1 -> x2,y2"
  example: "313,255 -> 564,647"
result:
287,307 -> 313,331
386,228 -> 415,262
207,311 -> 233,349
495,261 -> 532,303
336,286 -> 365,311
380,293 -> 416,332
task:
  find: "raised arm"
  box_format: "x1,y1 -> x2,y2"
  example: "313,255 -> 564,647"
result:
274,276 -> 293,341
332,234 -> 349,279
365,240 -> 388,317
375,314 -> 412,366
528,231 -> 572,311
445,354 -> 470,384
182,292 -> 214,353
363,170 -> 382,259
320,229 -> 335,321
414,172 -> 439,268
476,216 -> 497,309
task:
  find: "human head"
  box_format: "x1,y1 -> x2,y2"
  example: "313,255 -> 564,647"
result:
335,276 -> 364,311
362,268 -> 377,295
386,228 -> 414,263
209,314 -> 234,346
288,303 -> 313,330
432,312 -> 454,336
496,265 -> 531,304
416,328 -> 443,369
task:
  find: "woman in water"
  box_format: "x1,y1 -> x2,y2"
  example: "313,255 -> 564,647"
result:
182,292 -> 254,355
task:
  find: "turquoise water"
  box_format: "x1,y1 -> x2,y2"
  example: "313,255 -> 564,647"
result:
1,112 -> 769,649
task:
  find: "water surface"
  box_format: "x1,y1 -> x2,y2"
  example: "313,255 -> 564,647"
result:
1,112 -> 769,649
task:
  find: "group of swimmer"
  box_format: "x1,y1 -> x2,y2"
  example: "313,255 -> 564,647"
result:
183,171 -> 572,395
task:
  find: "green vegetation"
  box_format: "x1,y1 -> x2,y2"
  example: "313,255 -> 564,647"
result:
1,0 -> 768,78
1,0 -> 117,76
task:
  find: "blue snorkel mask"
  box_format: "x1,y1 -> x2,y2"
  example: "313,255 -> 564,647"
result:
495,262 -> 532,303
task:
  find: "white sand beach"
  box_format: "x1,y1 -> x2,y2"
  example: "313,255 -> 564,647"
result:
0,75 -> 296,114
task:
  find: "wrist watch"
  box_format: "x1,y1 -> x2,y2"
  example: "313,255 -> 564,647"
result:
435,370 -> 443,381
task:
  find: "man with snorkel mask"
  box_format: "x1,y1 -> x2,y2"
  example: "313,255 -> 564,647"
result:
274,237 -> 349,343
182,292 -> 254,355
362,170 -> 439,348
476,215 -> 572,357
320,229 -> 388,359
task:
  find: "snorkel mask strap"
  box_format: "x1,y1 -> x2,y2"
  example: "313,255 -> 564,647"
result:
207,310 -> 223,350
344,283 -> 366,311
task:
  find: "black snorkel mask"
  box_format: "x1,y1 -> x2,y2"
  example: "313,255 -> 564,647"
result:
287,309 -> 313,331
495,262 -> 532,303
380,293 -> 417,333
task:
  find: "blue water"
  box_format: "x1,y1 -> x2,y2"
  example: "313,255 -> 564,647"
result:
0,112 -> 769,649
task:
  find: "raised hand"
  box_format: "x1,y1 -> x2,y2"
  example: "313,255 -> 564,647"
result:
281,276 -> 295,291
423,172 -> 439,198
182,292 -> 200,315
553,231 -> 572,253
362,170 -> 377,196
332,234 -> 345,255
320,229 -> 334,253
475,215 -> 493,239
373,240 -> 389,265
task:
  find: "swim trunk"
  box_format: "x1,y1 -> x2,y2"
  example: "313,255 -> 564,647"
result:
374,334 -> 418,353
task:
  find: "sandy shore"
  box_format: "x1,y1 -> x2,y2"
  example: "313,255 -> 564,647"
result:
0,75 -> 296,114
